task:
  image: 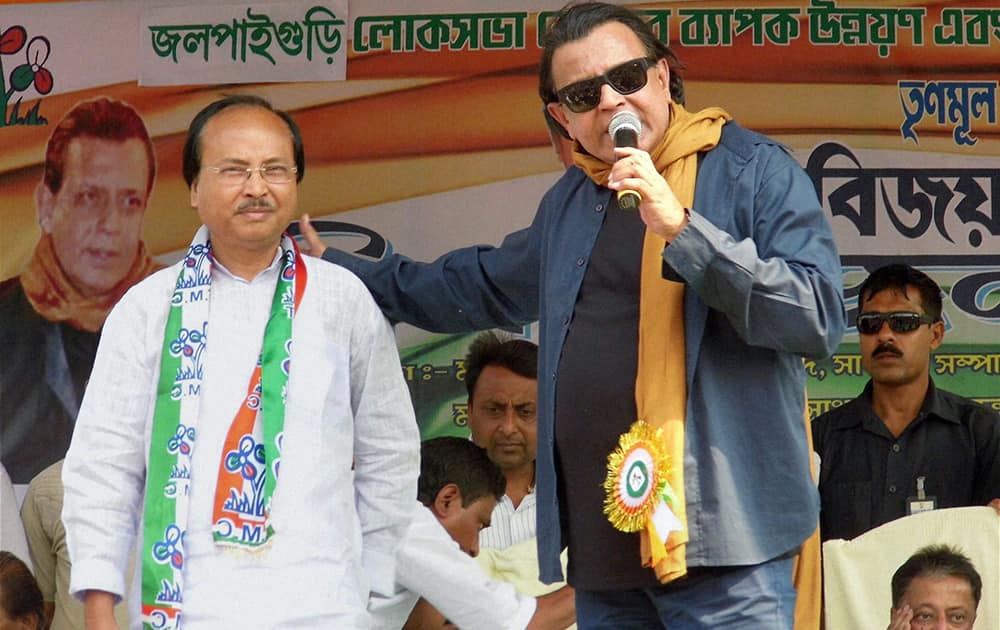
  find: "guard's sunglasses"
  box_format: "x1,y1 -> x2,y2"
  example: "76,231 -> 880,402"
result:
555,57 -> 657,113
856,311 -> 936,335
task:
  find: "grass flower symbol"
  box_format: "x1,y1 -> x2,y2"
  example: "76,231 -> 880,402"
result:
0,25 -> 53,126
9,36 -> 53,95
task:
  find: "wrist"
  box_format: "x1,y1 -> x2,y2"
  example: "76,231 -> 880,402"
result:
665,207 -> 690,244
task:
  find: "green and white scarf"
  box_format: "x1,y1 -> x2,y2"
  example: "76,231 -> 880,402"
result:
140,226 -> 306,629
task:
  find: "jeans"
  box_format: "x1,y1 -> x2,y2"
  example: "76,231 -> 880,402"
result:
574,555 -> 797,630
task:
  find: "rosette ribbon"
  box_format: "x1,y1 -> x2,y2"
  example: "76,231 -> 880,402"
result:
603,420 -> 683,566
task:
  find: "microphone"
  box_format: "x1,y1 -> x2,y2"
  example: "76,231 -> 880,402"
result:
608,111 -> 642,210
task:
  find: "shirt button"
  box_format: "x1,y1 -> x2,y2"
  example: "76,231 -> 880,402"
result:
562,315 -> 570,326
595,203 -> 604,213
889,485 -> 897,493
576,257 -> 585,266
891,443 -> 901,452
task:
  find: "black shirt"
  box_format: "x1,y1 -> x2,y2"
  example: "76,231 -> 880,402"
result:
554,199 -> 662,590
812,378 -> 1000,541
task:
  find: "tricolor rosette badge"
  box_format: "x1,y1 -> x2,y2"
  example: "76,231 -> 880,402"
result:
603,421 -> 682,541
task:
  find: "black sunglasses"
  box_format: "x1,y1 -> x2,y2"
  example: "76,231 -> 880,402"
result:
856,311 -> 936,335
555,57 -> 657,113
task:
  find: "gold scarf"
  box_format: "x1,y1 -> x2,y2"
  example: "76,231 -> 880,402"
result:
20,233 -> 162,332
576,102 -> 731,583
792,399 -> 822,630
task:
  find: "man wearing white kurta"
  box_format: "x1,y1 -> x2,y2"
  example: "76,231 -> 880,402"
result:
62,95 -> 420,629
370,435 -> 538,630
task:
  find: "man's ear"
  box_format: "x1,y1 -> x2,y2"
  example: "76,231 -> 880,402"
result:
929,320 -> 945,351
543,107 -> 572,140
432,483 -> 463,519
190,176 -> 200,209
36,182 -> 55,233
546,102 -> 574,140
655,58 -> 672,101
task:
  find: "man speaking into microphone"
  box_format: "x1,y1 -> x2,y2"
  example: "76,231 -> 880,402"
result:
305,2 -> 845,627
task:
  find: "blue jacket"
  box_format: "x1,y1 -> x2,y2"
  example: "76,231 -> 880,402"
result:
323,122 -> 846,583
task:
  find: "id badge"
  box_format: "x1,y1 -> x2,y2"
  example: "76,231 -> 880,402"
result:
906,476 -> 936,515
906,495 -> 936,515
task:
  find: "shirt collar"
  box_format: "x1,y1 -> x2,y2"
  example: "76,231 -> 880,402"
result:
846,378 -> 961,436
918,378 -> 963,425
211,247 -> 283,284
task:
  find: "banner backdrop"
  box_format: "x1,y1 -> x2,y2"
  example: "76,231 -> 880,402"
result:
1,0 -> 998,487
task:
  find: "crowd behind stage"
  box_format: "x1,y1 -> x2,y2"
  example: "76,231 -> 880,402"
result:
2,2 -> 1000,629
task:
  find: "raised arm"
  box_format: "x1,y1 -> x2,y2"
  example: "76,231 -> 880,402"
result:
302,213 -> 541,333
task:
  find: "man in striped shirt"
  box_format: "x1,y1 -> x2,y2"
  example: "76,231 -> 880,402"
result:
464,332 -> 540,551
464,332 -> 576,626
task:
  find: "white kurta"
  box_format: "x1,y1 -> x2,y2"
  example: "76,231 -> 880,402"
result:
369,502 -> 535,630
62,250 -> 420,629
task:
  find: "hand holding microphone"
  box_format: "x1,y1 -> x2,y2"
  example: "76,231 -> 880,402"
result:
608,111 -> 642,210
607,111 -> 689,241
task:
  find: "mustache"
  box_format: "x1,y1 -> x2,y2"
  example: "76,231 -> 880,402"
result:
872,343 -> 902,358
237,199 -> 275,212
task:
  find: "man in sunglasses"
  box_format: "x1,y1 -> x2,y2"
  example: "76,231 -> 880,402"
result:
303,2 -> 845,627
813,264 -> 1000,543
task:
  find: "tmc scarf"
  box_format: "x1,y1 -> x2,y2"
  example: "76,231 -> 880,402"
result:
576,102 -> 731,583
21,233 -> 161,332
140,226 -> 306,629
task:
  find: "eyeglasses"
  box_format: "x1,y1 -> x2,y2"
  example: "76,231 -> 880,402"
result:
205,164 -> 298,185
856,311 -> 936,335
555,57 -> 657,113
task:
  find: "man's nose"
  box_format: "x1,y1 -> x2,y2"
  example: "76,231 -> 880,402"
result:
875,320 -> 895,339
598,81 -> 625,110
97,203 -> 123,233
242,169 -> 270,195
499,407 -> 518,432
